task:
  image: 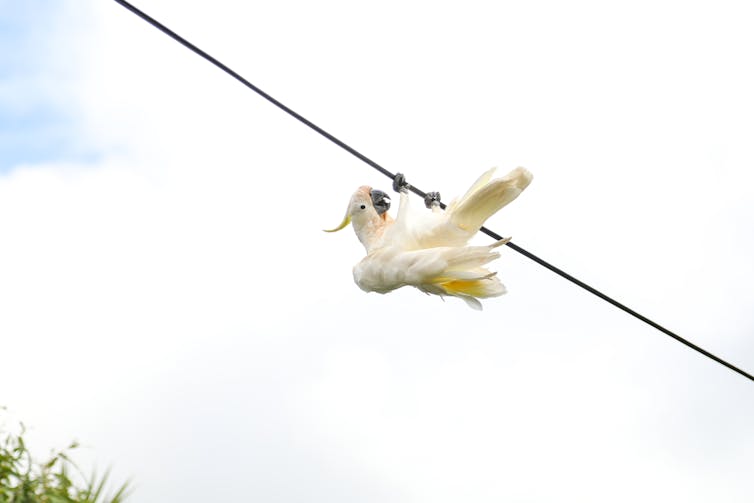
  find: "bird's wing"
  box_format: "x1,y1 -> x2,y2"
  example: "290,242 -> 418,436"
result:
447,166 -> 532,232
381,192 -> 470,250
353,242 -> 507,308
382,167 -> 532,251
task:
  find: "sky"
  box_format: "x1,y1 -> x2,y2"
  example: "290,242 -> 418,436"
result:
1,0 -> 754,501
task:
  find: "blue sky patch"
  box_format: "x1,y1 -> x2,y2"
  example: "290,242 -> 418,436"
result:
0,0 -> 94,174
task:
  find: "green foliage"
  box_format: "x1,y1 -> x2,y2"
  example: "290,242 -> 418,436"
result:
0,413 -> 129,503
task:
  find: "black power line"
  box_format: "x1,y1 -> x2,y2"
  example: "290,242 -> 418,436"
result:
112,0 -> 753,383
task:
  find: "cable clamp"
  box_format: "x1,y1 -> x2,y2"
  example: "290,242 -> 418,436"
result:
392,173 -> 410,193
424,191 -> 441,209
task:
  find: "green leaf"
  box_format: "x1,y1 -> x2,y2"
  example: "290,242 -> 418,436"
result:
0,410 -> 131,503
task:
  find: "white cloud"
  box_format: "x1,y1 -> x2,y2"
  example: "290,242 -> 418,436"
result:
2,0 -> 753,501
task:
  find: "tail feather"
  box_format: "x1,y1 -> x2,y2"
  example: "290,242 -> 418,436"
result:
438,269 -> 498,281
427,244 -> 507,298
458,295 -> 483,311
428,242 -> 509,309
443,244 -> 501,271
438,274 -> 506,298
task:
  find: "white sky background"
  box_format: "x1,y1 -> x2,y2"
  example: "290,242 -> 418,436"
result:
1,0 -> 754,501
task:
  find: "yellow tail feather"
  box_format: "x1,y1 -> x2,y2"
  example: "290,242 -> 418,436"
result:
436,274 -> 506,299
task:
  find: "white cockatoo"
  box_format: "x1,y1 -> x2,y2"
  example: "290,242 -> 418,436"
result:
325,167 -> 533,309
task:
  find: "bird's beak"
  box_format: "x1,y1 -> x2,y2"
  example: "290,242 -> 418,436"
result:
323,213 -> 351,233
370,189 -> 391,215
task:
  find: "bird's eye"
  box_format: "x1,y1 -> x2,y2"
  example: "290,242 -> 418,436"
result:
360,204 -> 366,210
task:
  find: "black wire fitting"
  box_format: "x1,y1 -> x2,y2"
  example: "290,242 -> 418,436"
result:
113,0 -> 754,384
424,191 -> 441,209
392,173 -> 410,193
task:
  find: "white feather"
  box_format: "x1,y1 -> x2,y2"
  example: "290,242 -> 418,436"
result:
330,167 -> 532,309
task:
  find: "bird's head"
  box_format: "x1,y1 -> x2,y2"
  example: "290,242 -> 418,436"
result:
324,186 -> 392,250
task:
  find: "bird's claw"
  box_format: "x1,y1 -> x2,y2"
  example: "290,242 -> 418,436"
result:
424,191 -> 441,209
393,173 -> 410,193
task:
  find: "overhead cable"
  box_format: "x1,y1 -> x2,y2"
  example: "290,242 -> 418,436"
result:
112,0 -> 754,383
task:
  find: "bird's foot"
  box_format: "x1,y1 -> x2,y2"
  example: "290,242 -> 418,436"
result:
392,173 -> 410,193
424,191 -> 441,209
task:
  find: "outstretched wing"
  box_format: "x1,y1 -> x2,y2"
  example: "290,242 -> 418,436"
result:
382,167 -> 533,251
447,166 -> 532,232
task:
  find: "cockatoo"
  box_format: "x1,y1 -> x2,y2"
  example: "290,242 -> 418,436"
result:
325,167 -> 533,309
